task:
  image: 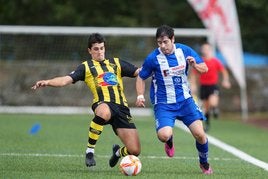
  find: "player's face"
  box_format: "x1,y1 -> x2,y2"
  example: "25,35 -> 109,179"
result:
157,36 -> 175,55
88,42 -> 105,61
201,44 -> 213,58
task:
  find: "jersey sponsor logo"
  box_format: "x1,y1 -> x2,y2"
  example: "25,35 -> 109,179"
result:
162,65 -> 185,77
97,72 -> 118,86
173,76 -> 182,85
163,69 -> 169,77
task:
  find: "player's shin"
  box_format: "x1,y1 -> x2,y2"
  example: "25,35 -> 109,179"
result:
196,139 -> 209,164
86,115 -> 105,153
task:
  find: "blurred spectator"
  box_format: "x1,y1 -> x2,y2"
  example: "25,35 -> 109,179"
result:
190,43 -> 231,131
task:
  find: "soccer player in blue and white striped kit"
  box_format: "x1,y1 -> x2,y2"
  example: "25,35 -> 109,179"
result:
136,25 -> 213,174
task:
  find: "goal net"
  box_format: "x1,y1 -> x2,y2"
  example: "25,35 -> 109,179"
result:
0,25 -> 212,107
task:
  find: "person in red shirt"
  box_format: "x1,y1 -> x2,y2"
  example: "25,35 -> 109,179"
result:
190,43 -> 231,131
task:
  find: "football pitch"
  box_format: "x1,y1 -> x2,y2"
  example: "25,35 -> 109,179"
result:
0,113 -> 268,178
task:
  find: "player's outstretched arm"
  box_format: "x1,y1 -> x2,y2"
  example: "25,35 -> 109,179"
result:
31,76 -> 73,90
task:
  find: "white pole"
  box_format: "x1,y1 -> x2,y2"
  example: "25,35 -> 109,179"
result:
241,85 -> 249,121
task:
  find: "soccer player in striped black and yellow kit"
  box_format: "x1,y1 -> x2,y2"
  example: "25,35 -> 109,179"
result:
32,33 -> 141,168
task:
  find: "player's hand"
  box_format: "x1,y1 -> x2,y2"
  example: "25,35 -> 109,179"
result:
222,80 -> 231,89
186,56 -> 196,67
135,95 -> 145,108
31,80 -> 48,90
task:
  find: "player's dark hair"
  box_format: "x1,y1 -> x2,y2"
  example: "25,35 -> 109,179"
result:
88,33 -> 106,49
156,25 -> 174,39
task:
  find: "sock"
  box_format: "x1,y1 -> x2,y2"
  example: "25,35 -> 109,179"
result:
196,140 -> 209,164
116,146 -> 129,157
87,115 -> 105,151
86,147 -> 94,154
212,107 -> 219,118
166,135 -> 173,148
205,112 -> 210,126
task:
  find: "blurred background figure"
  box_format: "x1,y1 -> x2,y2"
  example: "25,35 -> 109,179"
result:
190,43 -> 231,132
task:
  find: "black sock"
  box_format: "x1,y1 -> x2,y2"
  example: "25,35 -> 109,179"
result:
205,113 -> 210,126
166,136 -> 173,148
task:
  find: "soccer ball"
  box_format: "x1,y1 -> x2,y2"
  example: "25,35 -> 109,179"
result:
119,155 -> 142,176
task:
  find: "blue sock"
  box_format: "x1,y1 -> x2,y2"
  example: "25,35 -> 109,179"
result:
196,140 -> 208,164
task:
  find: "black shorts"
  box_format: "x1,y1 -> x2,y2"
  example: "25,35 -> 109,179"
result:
92,102 -> 136,134
199,85 -> 219,100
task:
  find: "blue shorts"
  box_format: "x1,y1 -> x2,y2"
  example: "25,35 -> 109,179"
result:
153,97 -> 206,131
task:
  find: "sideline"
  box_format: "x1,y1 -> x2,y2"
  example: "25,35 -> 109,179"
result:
175,121 -> 268,172
0,106 -> 152,116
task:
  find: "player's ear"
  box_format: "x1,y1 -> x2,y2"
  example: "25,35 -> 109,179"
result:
171,36 -> 175,43
87,48 -> 91,54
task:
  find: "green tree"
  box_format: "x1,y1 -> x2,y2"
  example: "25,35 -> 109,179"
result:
236,0 -> 268,54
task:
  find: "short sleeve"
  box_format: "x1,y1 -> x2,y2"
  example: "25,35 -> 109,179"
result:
68,64 -> 85,83
139,56 -> 154,80
120,60 -> 138,77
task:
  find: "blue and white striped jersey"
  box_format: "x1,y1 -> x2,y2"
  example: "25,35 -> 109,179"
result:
139,43 -> 203,104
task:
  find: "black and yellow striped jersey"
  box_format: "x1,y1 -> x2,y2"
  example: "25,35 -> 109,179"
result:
69,58 -> 138,107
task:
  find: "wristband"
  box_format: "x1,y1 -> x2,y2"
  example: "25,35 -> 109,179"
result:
137,95 -> 145,100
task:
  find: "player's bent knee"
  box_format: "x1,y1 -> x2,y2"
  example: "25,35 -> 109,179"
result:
157,133 -> 170,142
128,147 -> 140,156
157,127 -> 172,142
194,133 -> 207,144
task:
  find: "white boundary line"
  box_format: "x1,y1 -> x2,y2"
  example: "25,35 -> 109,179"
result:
175,121 -> 268,171
0,153 -> 238,161
0,106 -> 152,116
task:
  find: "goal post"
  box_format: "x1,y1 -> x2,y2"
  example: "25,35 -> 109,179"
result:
0,25 -> 212,37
